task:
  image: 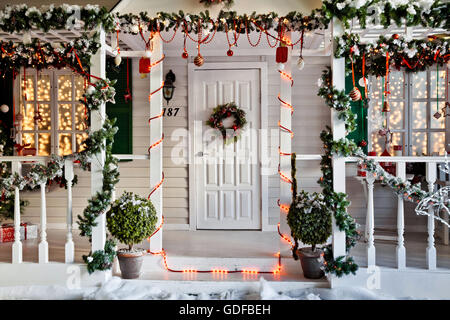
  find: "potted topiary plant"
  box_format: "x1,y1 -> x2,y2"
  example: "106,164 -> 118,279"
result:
106,191 -> 158,279
287,154 -> 332,279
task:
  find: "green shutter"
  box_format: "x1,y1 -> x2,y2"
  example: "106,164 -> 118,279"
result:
345,70 -> 368,153
106,58 -> 133,155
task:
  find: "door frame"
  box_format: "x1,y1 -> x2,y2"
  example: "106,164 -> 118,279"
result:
187,62 -> 271,231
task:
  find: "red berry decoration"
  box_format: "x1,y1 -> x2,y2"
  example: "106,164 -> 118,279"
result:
232,125 -> 237,131
227,111 -> 231,117
359,140 -> 367,147
227,49 -> 234,56
181,51 -> 189,59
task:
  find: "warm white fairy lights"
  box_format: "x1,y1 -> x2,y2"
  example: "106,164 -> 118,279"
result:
369,69 -> 447,156
20,72 -> 87,156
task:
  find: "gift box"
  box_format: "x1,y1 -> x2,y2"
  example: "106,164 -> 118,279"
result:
0,222 -> 38,243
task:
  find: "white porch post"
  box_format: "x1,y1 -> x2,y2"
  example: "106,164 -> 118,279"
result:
330,18 -> 347,262
12,161 -> 22,264
426,162 -> 437,270
90,28 -> 107,253
279,32 -> 292,257
149,35 -> 163,253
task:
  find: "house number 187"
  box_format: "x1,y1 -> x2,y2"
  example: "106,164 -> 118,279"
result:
163,107 -> 180,117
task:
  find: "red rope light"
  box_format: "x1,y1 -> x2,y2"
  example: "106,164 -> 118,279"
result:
278,70 -> 294,86
278,164 -> 293,184
278,121 -> 294,138
277,199 -> 290,213
278,223 -> 294,247
278,94 -> 294,114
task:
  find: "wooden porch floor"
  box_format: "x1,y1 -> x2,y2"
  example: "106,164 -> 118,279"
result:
0,229 -> 449,279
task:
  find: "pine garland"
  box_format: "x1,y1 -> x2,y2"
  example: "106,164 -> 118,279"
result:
335,32 -> 450,77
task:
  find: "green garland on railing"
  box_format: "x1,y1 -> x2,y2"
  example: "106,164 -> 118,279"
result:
317,67 -> 434,277
317,67 -> 357,134
75,79 -> 120,273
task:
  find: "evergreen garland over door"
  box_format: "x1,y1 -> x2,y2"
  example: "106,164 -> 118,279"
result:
106,58 -> 132,155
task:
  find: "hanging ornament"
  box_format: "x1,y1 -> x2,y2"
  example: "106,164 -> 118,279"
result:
194,54 -> 204,67
297,57 -> 305,70
139,57 -> 151,78
114,54 -> 122,67
227,49 -> 234,56
359,140 -> 367,147
114,25 -> 122,66
0,104 -> 9,113
350,87 -> 362,102
433,111 -> 442,119
124,58 -> 132,103
276,44 -> 288,64
392,33 -> 400,40
349,47 -> 361,102
34,105 -> 42,124
358,77 -> 368,87
382,100 -> 391,113
181,33 -> 189,59
433,63 -> 441,119
297,30 -> 305,71
383,52 -> 391,112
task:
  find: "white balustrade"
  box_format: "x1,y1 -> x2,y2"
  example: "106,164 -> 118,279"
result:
38,159 -> 48,263
11,161 -> 22,264
64,159 -> 75,263
366,173 -> 376,267
426,162 -> 437,270
396,162 -> 406,269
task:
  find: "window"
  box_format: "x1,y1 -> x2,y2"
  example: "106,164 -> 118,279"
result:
16,69 -> 88,156
368,67 -> 448,156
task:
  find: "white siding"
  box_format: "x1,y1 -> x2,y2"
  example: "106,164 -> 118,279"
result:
17,55 -> 421,232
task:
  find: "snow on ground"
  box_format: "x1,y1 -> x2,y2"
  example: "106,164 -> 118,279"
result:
0,277 -> 410,300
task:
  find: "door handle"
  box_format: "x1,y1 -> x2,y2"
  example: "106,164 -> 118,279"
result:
198,151 -> 209,157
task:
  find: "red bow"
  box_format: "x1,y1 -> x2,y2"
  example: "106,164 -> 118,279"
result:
14,143 -> 31,153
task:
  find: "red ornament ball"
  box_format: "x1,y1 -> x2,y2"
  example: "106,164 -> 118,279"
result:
392,33 -> 400,40
232,125 -> 237,131
227,111 -> 231,117
359,140 -> 367,147
227,49 -> 234,57
181,51 -> 189,59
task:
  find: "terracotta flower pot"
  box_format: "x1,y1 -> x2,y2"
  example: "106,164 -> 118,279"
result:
117,250 -> 145,279
297,247 -> 324,279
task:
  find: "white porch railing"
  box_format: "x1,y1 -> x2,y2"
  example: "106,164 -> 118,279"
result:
296,154 -> 450,272
344,156 -> 449,270
0,154 -> 152,266
0,156 -> 76,264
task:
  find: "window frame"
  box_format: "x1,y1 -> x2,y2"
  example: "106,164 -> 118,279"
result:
15,68 -> 87,156
368,67 -> 448,156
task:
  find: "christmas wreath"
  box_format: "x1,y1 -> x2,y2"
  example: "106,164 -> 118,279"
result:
206,102 -> 247,144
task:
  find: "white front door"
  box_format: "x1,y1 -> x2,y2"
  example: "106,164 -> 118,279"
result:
192,68 -> 261,229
